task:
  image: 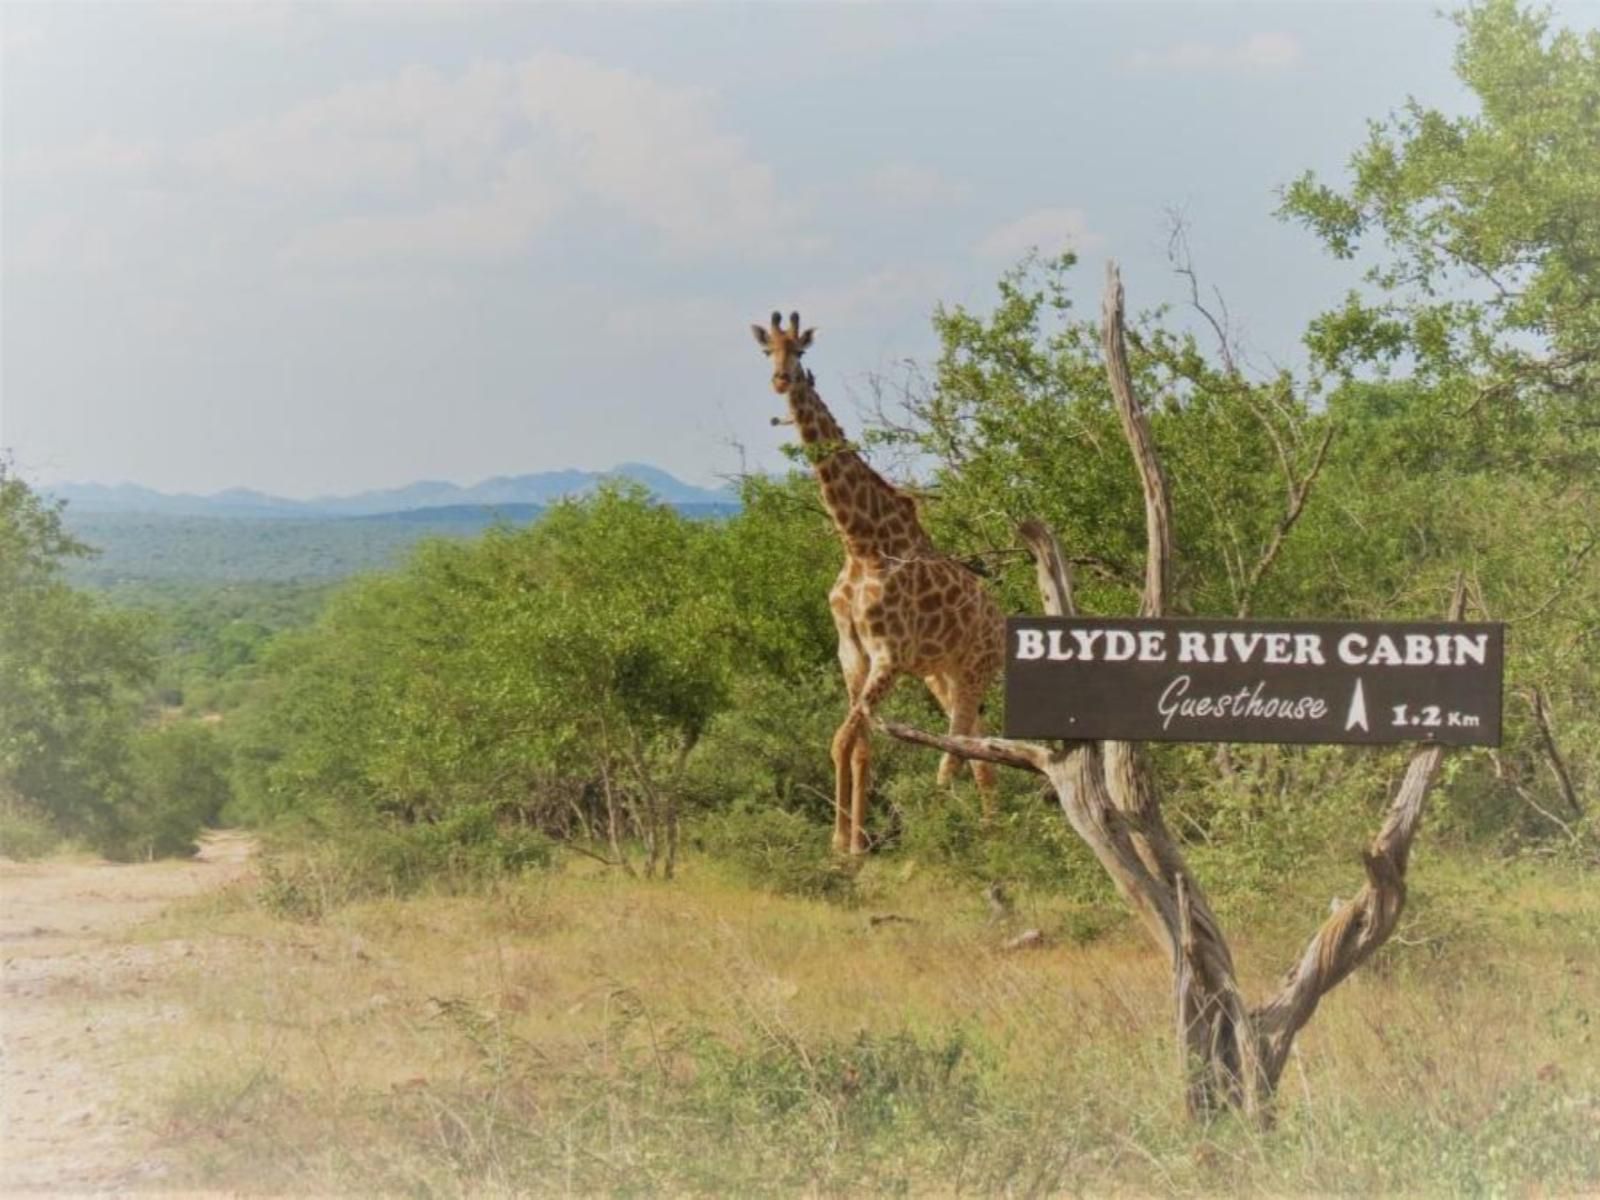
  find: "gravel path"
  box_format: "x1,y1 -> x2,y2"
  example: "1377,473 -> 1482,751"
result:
0,832 -> 255,1195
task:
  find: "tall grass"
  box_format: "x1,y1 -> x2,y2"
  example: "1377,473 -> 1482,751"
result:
127,850 -> 1599,1196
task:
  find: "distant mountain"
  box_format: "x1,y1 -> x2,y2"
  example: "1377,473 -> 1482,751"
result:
352,500 -> 737,525
48,464 -> 738,518
44,482 -> 309,518
62,496 -> 742,588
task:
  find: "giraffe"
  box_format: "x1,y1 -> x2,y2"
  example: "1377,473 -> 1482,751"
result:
751,311 -> 1005,854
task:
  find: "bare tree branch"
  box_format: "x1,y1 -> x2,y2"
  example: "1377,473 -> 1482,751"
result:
1490,749 -> 1580,842
1103,261 -> 1172,618
1017,518 -> 1077,618
1526,685 -> 1584,819
1504,530 -> 1598,623
1237,420 -> 1336,619
878,723 -> 1053,773
561,843 -> 630,869
1167,212 -> 1241,377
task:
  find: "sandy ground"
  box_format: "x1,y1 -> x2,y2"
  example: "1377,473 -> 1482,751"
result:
0,832 -> 255,1196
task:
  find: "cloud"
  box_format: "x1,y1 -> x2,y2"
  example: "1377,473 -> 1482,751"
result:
0,18 -> 45,58
185,61 -> 512,197
597,264 -> 948,360
154,1 -> 304,35
6,215 -> 120,274
513,53 -> 804,257
281,152 -> 561,265
1126,31 -> 1303,73
791,266 -> 952,330
155,1 -> 480,35
6,136 -> 159,181
974,207 -> 1101,264
862,162 -> 972,212
13,52 -> 805,273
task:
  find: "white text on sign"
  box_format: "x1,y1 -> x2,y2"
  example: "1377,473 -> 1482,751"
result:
1012,628 -> 1489,668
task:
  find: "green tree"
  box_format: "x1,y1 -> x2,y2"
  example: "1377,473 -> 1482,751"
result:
1282,0 -> 1599,456
874,253 -> 1333,624
1280,0 -> 1597,845
117,723 -> 233,859
864,3 -> 1597,850
0,463 -> 152,851
247,488 -> 755,879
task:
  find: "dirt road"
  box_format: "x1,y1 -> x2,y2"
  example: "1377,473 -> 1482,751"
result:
0,832 -> 255,1195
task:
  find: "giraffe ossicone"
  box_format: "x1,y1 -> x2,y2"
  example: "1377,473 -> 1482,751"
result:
752,311 -> 1005,855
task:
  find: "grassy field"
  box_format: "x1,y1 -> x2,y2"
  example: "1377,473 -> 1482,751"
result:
110,845 -> 1600,1197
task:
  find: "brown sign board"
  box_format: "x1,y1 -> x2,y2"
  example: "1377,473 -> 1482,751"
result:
1004,617 -> 1503,746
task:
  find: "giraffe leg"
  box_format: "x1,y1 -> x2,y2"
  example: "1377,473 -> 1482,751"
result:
849,734 -> 871,851
949,681 -> 999,821
830,616 -> 869,855
840,662 -> 900,855
830,716 -> 859,854
924,674 -> 963,786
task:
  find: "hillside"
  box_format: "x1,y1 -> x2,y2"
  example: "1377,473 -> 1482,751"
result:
63,501 -> 738,586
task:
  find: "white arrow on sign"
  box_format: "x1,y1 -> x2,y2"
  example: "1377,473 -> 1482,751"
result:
1346,677 -> 1369,732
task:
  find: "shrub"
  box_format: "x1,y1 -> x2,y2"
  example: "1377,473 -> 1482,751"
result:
258,802 -> 554,920
888,773 -> 1112,900
693,801 -> 858,902
102,723 -> 233,861
0,791 -> 63,860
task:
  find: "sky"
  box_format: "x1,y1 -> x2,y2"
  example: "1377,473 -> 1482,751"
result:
3,1 -> 1596,499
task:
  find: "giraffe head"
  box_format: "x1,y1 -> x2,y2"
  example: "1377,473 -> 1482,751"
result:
751,310 -> 815,395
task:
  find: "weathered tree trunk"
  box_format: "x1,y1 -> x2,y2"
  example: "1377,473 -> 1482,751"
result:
885,262 -> 1468,1121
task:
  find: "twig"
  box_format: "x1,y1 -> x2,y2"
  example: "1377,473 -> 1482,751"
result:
1525,686 -> 1584,819
1503,532 -> 1597,623
561,843 -> 628,869
1490,750 -> 1578,841
867,913 -> 920,928
1237,421 -> 1336,619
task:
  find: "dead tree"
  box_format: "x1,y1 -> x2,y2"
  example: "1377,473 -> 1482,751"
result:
884,261 -> 1469,1121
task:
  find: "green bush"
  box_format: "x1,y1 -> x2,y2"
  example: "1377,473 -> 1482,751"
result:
411,802 -> 554,884
888,773 -> 1112,900
682,671 -> 844,823
102,723 -> 233,861
259,803 -> 554,920
0,791 -> 63,860
686,1025 -> 987,1147
694,801 -> 858,902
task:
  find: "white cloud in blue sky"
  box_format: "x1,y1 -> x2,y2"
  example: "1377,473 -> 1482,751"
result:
975,207 -> 1102,264
3,1 -> 1596,497
1125,30 -> 1304,73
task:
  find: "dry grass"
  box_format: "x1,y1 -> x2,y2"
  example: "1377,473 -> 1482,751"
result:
122,850 -> 1600,1196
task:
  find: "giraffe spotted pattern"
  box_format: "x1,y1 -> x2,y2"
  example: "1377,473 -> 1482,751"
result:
752,311 -> 1005,854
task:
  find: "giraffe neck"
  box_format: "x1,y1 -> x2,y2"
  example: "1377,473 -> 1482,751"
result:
787,376 -> 930,561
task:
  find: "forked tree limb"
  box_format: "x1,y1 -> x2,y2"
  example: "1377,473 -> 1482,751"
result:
1249,576 -> 1466,1089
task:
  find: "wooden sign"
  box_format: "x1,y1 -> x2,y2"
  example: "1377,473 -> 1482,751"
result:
1004,617 -> 1503,746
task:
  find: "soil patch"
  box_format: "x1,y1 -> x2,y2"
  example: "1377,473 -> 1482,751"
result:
0,831 -> 255,1194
